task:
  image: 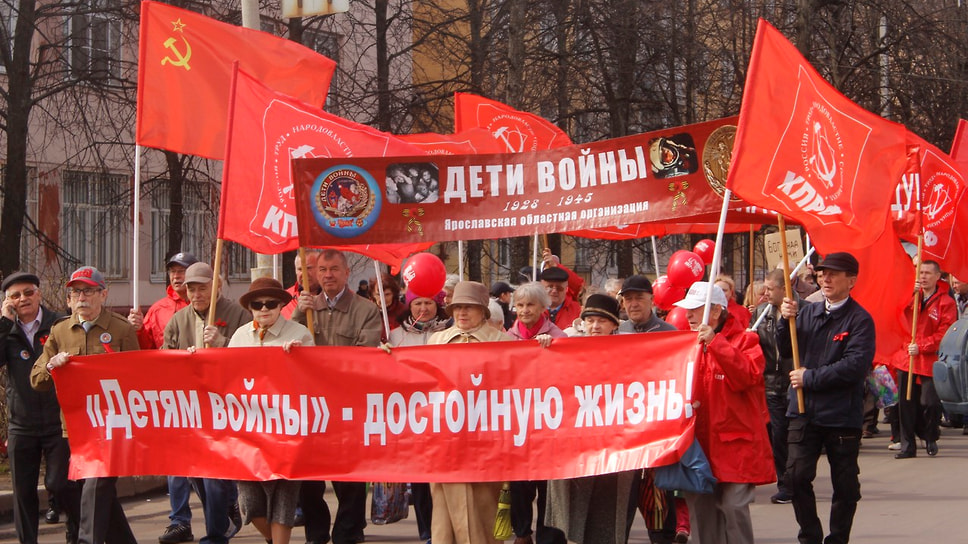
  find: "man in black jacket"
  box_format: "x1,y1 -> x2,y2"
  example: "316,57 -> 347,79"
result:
0,272 -> 78,544
752,268 -> 795,505
778,253 -> 875,544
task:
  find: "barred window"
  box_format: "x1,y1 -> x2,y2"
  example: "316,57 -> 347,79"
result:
68,1 -> 123,80
62,170 -> 130,278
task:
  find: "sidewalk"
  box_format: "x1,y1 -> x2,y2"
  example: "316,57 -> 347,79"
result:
2,426 -> 968,542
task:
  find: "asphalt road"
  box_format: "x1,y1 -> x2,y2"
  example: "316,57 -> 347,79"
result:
4,424 -> 966,543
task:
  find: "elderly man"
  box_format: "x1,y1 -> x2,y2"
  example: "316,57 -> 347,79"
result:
128,251 -> 198,350
891,260 -> 957,459
539,249 -> 584,328
31,266 -> 140,544
676,281 -> 773,544
1,272 -> 76,544
778,252 -> 875,544
949,274 -> 968,319
162,262 -> 249,544
283,250 -> 321,319
751,269 -> 795,504
293,249 -> 382,544
617,275 -> 675,333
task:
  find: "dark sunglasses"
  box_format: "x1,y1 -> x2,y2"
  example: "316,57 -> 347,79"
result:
249,300 -> 282,311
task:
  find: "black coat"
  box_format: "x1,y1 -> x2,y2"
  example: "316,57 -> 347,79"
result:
0,306 -> 65,436
777,297 -> 875,429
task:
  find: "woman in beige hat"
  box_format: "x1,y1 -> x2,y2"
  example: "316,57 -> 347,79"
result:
227,277 -> 314,544
427,281 -> 512,544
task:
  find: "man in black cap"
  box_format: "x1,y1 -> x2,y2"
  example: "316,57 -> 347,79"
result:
617,275 -> 675,333
1,272 -> 78,544
540,267 -> 582,329
777,252 -> 875,544
490,281 -> 516,330
127,251 -> 198,350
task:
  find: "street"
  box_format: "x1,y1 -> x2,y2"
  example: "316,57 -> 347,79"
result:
4,426 -> 966,543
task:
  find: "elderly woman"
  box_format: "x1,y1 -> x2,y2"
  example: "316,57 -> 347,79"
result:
370,273 -> 404,334
428,281 -> 513,544
227,277 -> 314,544
505,282 -> 568,544
547,294 -> 641,544
387,289 -> 448,543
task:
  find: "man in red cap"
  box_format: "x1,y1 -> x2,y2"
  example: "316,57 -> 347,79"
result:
31,266 -> 140,544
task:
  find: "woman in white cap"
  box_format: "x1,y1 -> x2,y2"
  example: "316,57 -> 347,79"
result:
227,277 -> 314,544
427,281 -> 512,544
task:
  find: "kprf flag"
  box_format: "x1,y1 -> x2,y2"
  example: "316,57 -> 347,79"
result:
893,134 -> 968,275
399,129 -> 505,155
726,19 -> 907,250
219,67 -> 426,266
952,119 -> 968,162
454,93 -> 572,152
137,0 -> 336,159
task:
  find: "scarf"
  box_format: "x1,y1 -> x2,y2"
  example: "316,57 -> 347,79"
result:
515,317 -> 546,340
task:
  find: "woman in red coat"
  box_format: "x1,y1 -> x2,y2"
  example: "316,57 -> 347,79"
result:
675,282 -> 775,544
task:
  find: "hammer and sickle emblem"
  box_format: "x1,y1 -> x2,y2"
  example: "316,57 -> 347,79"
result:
161,37 -> 192,70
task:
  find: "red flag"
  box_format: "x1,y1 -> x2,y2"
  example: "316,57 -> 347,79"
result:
726,19 -> 907,250
454,93 -> 572,152
137,0 -> 336,159
952,119 -> 968,162
892,134 -> 968,275
399,129 -> 505,155
219,68 -> 426,267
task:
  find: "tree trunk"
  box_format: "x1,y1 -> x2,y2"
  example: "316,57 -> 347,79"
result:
164,151 -> 184,257
375,0 -> 391,131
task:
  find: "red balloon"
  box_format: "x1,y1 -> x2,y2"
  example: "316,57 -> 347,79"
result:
693,239 -> 716,265
402,253 -> 447,298
667,250 -> 706,288
664,306 -> 691,331
652,275 -> 687,311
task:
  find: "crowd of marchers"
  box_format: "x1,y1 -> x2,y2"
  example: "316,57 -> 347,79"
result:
1,244 -> 963,544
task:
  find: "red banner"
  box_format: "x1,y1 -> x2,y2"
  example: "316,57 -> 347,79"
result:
399,129 -> 506,155
55,333 -> 699,482
292,117 -> 759,245
726,19 -> 907,250
136,1 -> 335,159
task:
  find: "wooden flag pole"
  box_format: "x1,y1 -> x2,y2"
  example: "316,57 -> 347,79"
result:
906,235 -> 924,401
205,238 -> 225,348
298,247 -> 315,334
778,216 -> 805,413
748,224 -> 755,304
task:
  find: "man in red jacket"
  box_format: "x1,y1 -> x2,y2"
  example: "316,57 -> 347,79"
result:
892,259 -> 957,458
676,281 -> 774,544
127,252 -> 197,350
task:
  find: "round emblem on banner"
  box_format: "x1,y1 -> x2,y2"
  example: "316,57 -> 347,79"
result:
20,350 -> 30,360
99,332 -> 112,344
310,165 -> 382,238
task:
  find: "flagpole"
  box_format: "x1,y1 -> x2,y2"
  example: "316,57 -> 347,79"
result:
748,224 -> 755,301
205,238 -> 225,348
298,247 -> 315,334
457,240 -> 464,280
532,233 -> 539,282
778,215 -> 805,413
701,189 -> 731,327
750,247 -> 815,331
132,144 -> 142,312
373,260 -> 391,341
906,234 -> 924,401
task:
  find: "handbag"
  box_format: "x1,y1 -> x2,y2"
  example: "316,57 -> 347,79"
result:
370,482 -> 410,525
653,439 -> 717,494
867,364 -> 898,409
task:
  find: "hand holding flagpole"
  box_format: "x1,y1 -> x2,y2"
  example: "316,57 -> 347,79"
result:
778,215 -> 805,414
906,235 -> 924,401
298,247 -> 315,334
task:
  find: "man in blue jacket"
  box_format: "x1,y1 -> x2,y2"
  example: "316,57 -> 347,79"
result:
777,252 -> 875,544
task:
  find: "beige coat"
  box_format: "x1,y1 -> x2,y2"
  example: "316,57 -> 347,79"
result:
428,322 -> 512,544
291,287 -> 382,348
163,297 -> 251,349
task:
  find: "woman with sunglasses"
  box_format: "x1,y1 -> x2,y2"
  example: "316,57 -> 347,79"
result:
227,277 -> 314,544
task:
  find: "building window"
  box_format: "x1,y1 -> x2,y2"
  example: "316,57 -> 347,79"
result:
302,28 -> 339,111
62,170 -> 130,279
68,1 -> 123,79
0,2 -> 17,75
149,182 -> 217,281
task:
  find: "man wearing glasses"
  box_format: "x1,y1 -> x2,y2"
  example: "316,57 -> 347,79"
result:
30,266 -> 140,544
1,272 -> 76,544
163,262 -> 249,544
